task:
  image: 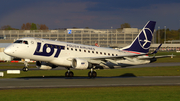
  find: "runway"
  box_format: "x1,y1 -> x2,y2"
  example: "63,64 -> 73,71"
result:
0,76 -> 180,89
0,62 -> 180,89
1,62 -> 180,71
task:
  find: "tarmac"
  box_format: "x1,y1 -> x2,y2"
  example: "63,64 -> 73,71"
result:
0,76 -> 180,89
0,62 -> 180,89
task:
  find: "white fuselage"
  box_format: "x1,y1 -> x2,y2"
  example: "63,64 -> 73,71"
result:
4,37 -> 150,69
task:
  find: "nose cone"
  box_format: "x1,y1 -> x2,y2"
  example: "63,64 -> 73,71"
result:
4,47 -> 12,56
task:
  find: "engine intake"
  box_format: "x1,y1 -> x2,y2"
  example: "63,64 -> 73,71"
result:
72,58 -> 92,69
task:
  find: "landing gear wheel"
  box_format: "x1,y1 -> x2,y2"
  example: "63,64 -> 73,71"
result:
65,71 -> 68,77
65,71 -> 74,77
22,67 -> 29,72
23,60 -> 29,72
88,71 -> 97,78
69,71 -> 74,77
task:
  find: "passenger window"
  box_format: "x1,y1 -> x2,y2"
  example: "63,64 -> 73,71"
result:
92,51 -> 94,53
112,54 -> 114,56
100,52 -> 102,55
84,50 -> 86,52
79,49 -> 81,52
104,53 -> 106,55
67,48 -> 69,50
75,49 -> 77,51
88,50 -> 90,53
96,52 -> 98,54
71,48 -> 73,51
108,53 -> 110,56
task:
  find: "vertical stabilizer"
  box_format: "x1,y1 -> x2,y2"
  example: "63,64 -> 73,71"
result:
122,21 -> 156,53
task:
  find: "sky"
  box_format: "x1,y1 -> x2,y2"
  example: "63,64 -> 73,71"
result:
0,0 -> 180,30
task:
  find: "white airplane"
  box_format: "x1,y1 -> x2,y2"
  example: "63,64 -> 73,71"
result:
4,21 -> 173,78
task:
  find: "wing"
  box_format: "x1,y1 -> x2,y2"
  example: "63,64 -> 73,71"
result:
67,53 -> 149,64
84,43 -> 163,62
84,54 -> 147,64
67,44 -> 174,65
138,55 -> 175,60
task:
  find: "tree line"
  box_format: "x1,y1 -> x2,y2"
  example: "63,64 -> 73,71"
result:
156,28 -> 180,43
1,22 -> 180,42
0,23 -> 48,30
1,22 -> 131,30
117,23 -> 180,43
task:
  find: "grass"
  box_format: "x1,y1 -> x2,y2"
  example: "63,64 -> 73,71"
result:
0,86 -> 180,101
0,62 -> 35,69
1,66 -> 180,78
150,51 -> 180,63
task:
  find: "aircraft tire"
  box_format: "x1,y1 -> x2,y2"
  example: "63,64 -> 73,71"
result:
22,67 -> 29,72
69,71 -> 74,77
88,71 -> 97,78
65,71 -> 74,77
65,71 -> 68,77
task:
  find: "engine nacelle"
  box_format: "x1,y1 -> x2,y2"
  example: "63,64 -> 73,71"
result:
72,58 -> 92,69
36,61 -> 56,70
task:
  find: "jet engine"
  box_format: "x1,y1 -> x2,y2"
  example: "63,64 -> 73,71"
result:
72,58 -> 92,69
36,61 -> 57,70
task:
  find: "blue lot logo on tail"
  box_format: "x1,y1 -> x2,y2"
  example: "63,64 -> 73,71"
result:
123,21 -> 156,53
138,28 -> 153,49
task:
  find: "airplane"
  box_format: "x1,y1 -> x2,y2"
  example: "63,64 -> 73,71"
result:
4,21 -> 173,78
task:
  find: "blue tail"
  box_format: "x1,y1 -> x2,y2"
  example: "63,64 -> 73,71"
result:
122,21 -> 156,53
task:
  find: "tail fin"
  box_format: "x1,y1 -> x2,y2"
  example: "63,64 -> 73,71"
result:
122,21 -> 156,53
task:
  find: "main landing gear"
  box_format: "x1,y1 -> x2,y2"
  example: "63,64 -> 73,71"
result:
88,68 -> 97,78
65,68 -> 97,78
22,61 -> 29,72
65,68 -> 74,77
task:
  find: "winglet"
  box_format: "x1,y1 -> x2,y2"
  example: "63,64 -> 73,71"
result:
151,43 -> 162,54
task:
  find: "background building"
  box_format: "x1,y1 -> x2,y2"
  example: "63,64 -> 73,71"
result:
0,28 -> 156,48
0,28 -> 180,52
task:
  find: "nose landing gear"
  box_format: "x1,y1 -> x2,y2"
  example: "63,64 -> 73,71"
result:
22,61 -> 29,72
22,67 -> 29,72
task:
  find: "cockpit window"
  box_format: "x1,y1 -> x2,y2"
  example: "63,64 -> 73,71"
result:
14,40 -> 28,45
14,40 -> 23,43
23,41 -> 28,44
